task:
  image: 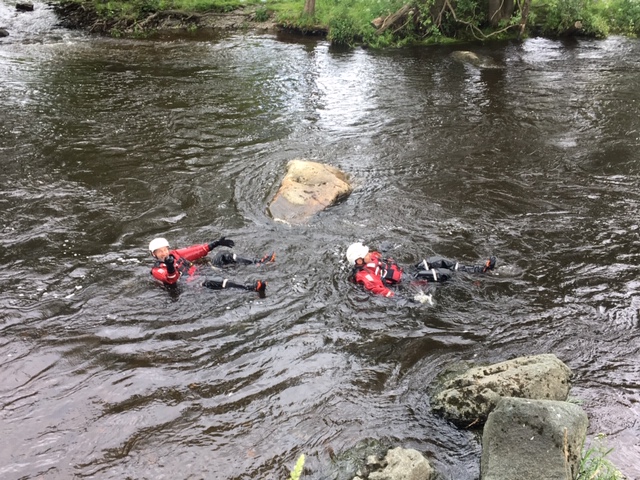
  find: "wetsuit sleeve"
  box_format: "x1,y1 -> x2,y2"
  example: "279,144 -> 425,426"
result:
151,264 -> 180,285
174,244 -> 210,262
355,269 -> 395,297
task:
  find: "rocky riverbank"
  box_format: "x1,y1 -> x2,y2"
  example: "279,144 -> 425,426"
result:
50,0 -> 281,36
334,354 -> 624,480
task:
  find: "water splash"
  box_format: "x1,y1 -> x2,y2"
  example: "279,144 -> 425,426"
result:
0,0 -> 71,44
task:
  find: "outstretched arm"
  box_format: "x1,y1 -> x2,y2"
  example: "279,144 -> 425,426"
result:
171,238 -> 236,262
174,244 -> 211,261
208,236 -> 235,251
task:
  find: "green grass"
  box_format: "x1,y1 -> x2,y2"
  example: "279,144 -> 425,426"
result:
276,0 -> 640,42
577,434 -> 626,480
78,0 -> 640,44
95,0 -> 273,18
534,0 -> 640,37
273,0 -> 407,46
289,453 -> 305,480
158,0 -> 263,12
611,0 -> 640,35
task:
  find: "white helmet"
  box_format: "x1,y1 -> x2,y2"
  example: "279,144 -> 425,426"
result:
149,237 -> 170,255
346,242 -> 369,266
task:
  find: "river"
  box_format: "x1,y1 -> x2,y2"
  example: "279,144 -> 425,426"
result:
1,2 -> 639,479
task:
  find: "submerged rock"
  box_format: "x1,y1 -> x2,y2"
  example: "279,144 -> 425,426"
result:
451,51 -> 502,69
328,438 -> 393,480
268,159 -> 352,225
16,2 -> 34,12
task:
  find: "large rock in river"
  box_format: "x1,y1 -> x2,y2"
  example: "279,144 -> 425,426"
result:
451,51 -> 501,69
481,397 -> 588,480
16,2 -> 35,12
268,159 -> 352,225
431,354 -> 572,426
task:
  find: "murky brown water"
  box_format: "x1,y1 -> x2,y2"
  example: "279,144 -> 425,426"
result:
1,3 -> 639,479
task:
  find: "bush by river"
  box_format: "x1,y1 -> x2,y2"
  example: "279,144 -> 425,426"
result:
51,0 -> 640,46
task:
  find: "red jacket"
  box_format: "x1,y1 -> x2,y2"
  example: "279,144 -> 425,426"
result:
352,251 -> 404,297
151,244 -> 211,285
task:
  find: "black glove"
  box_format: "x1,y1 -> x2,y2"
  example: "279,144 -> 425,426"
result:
208,236 -> 235,250
164,254 -> 176,274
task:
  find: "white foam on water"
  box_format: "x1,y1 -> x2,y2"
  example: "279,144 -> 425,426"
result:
0,1 -> 79,44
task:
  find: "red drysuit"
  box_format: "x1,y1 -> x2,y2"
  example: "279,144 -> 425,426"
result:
352,251 -> 404,297
151,244 -> 211,285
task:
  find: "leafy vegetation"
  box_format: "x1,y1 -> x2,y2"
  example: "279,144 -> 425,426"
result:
533,0 -> 610,38
63,0 -> 640,44
611,0 -> 640,35
577,434 -> 626,480
289,453 -> 305,480
96,0 -> 250,17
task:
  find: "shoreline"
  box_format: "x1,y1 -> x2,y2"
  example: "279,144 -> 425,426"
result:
51,1 -> 322,39
48,0 -> 638,47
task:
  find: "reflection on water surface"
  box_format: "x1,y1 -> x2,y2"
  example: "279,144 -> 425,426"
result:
1,9 -> 639,479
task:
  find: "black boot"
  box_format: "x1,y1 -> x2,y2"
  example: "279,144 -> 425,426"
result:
244,280 -> 267,294
482,256 -> 497,272
211,252 -> 255,267
255,252 -> 276,266
458,256 -> 497,274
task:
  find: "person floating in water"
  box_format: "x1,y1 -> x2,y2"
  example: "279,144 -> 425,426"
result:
148,237 -> 275,295
346,242 -> 496,299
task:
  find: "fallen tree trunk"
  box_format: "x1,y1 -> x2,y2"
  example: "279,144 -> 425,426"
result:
374,4 -> 412,35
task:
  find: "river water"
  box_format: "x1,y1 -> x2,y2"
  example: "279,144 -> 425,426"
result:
1,2 -> 639,479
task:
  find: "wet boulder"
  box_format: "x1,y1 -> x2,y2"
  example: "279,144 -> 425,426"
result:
16,2 -> 34,12
451,51 -> 501,69
431,354 -> 572,426
268,159 -> 352,225
0,28 -> 8,37
326,437 -> 393,480
481,397 -> 588,480
359,447 -> 435,480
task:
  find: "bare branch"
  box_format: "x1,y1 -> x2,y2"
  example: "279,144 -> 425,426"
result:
490,0 -> 506,23
442,0 -> 519,40
375,4 -> 412,35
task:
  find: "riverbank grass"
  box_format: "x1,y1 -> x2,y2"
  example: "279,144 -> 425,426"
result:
288,453 -> 305,480
95,0 -> 264,18
577,434 -> 626,480
67,0 -> 640,45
